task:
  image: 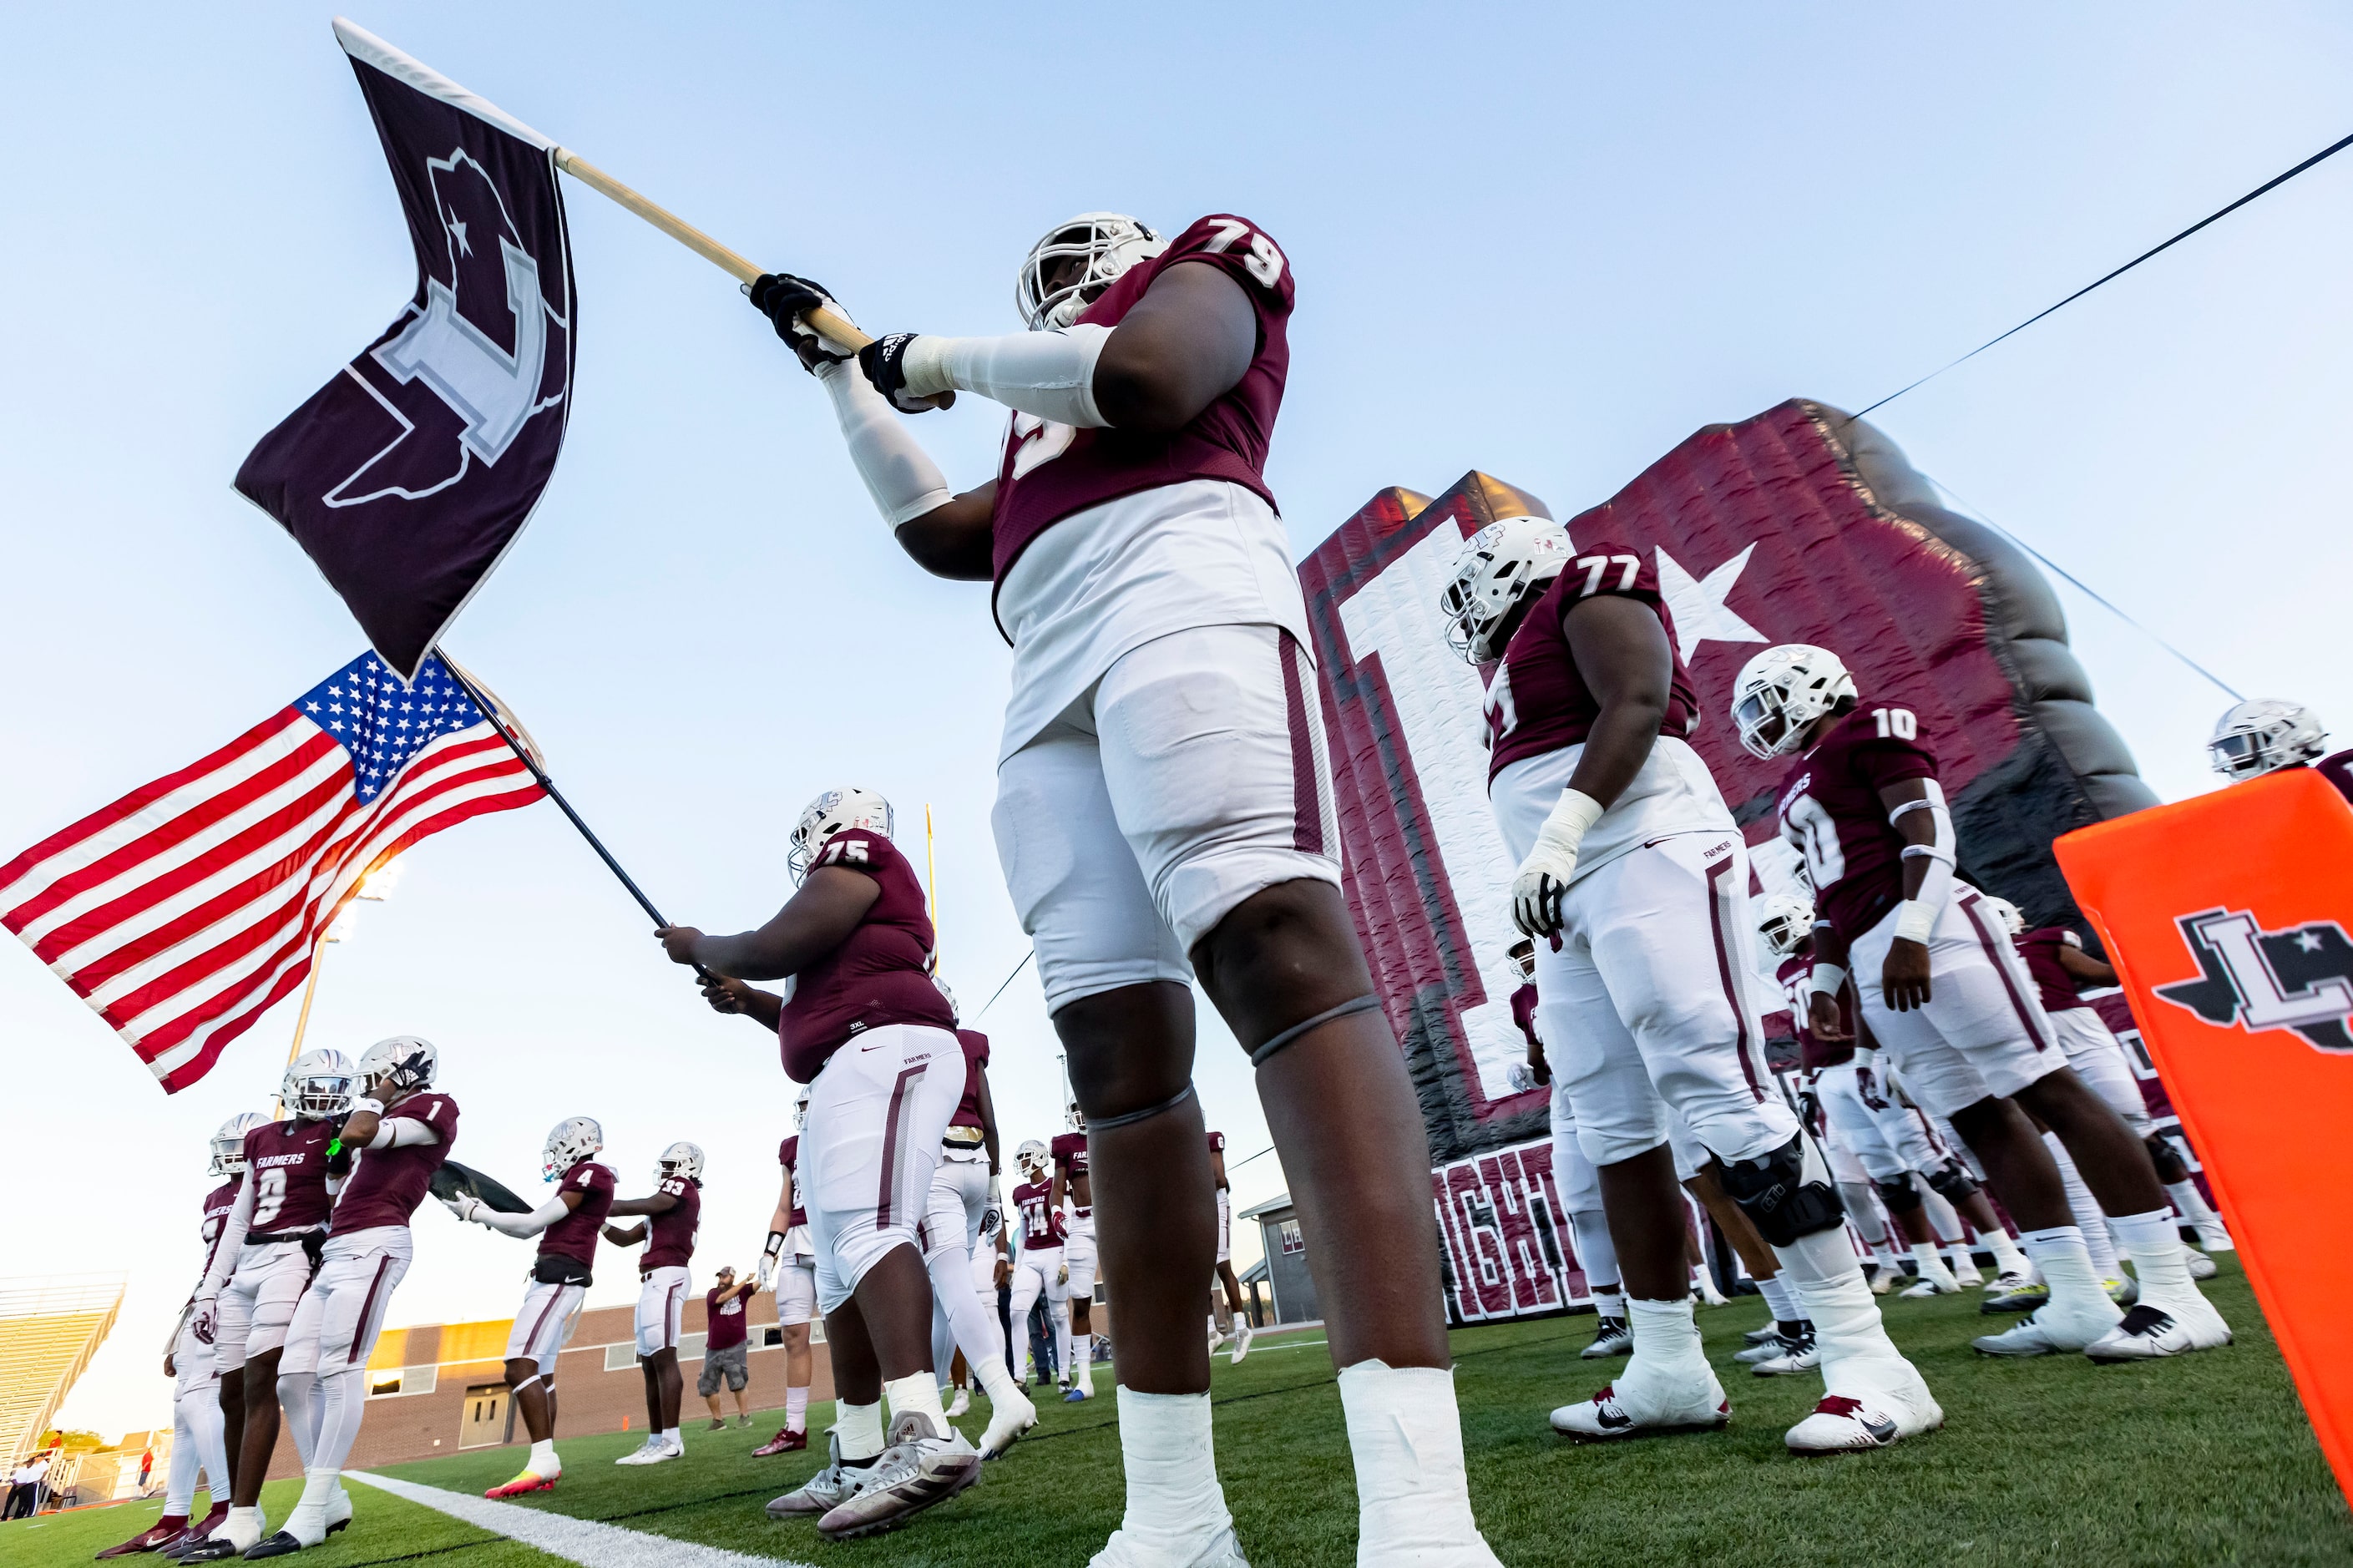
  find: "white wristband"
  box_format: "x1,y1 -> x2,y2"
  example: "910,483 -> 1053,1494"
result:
1808,963 -> 1847,999
1536,787 -> 1606,857
352,1097 -> 385,1116
1892,900 -> 1936,945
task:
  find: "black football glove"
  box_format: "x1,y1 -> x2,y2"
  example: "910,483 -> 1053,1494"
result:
857,332 -> 954,413
746,272 -> 851,374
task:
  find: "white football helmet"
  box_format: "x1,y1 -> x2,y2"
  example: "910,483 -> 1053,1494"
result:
1015,1139 -> 1050,1182
657,1140 -> 706,1183
209,1110 -> 269,1176
357,1034 -> 437,1095
2208,699 -> 2329,781
935,975 -> 959,1024
1016,213 -> 1166,330
794,1085 -> 812,1132
1756,893 -> 1816,958
1732,645 -> 1858,759
1980,896 -> 2027,937
1507,938 -> 1537,984
1065,1097 -> 1085,1133
281,1048 -> 357,1121
1438,517 -> 1574,664
789,787 -> 894,882
542,1115 -> 605,1181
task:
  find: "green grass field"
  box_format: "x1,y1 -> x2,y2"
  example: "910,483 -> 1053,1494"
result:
11,1261 -> 2346,1567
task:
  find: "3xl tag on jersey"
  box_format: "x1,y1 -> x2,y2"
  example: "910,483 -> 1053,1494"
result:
2057,767 -> 2353,1506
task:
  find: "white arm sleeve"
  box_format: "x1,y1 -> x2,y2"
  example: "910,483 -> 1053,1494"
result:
815,361 -> 954,526
365,1116 -> 439,1151
478,1195 -> 573,1239
196,1181 -> 256,1298
1890,781 -> 1956,942
902,326 -> 1112,428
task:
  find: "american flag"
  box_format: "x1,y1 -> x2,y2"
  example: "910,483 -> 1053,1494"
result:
1,652 -> 543,1092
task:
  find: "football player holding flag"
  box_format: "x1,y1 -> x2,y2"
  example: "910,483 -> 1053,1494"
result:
183,1050 -> 356,1560
667,788 -> 993,1540
95,1115 -> 261,1558
248,1037 -> 457,1558
446,1115 -> 615,1497
1440,518 -> 1936,1454
743,216 -> 1496,1563
746,214 -> 1497,1565
600,1141 -> 708,1466
1733,644 -> 2229,1362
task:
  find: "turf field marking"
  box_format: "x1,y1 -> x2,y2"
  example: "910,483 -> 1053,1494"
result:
347,1472 -> 812,1568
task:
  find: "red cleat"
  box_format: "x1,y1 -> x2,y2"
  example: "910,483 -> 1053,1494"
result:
95,1514 -> 190,1557
484,1469 -> 558,1500
752,1427 -> 807,1456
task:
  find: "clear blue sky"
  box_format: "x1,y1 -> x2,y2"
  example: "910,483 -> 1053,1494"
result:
8,3 -> 2350,1435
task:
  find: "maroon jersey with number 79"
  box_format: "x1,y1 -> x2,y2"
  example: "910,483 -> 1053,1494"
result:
990,215 -> 1294,589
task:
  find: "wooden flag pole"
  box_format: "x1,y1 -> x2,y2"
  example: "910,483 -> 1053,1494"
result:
550,150 -> 873,351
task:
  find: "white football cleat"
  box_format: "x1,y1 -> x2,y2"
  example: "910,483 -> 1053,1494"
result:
1581,1317 -> 1633,1359
2084,1300 -> 2233,1363
615,1435 -> 675,1465
1087,1523 -> 1252,1567
1551,1363 -> 1729,1442
1749,1338 -> 1823,1378
1972,1297 -> 2120,1358
979,1384 -> 1039,1459
2105,1276 -> 2139,1305
815,1412 -> 980,1540
1900,1272 -> 1963,1299
1734,1329 -> 1808,1366
1692,1273 -> 1731,1308
1949,1257 -> 1984,1287
1868,1264 -> 1901,1295
2194,1222 -> 2235,1253
946,1386 -> 971,1418
2186,1249 -> 2219,1281
1982,1270 -> 2037,1294
1231,1318 -> 1253,1363
1785,1360 -> 1943,1454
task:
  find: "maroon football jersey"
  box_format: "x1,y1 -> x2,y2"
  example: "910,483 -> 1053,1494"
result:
1510,984 -> 1542,1055
2315,750 -> 2353,806
538,1159 -> 616,1267
1050,1131 -> 1089,1182
240,1119 -> 337,1235
1485,544 -> 1700,782
1774,704 -> 1938,944
1779,954 -> 1855,1070
1207,1130 -> 1226,1153
777,829 -> 954,1080
643,1176 -> 701,1271
2016,927 -> 2088,1014
331,1092 -> 458,1234
989,215 -> 1293,589
704,1285 -> 751,1351
950,1029 -> 990,1130
200,1178 -> 241,1275
777,1136 -> 807,1229
1013,1179 -> 1065,1249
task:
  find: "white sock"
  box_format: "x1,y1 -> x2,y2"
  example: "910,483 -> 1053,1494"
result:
1568,1208 -> 1621,1296
227,1505 -> 264,1541
2021,1226 -> 2120,1326
276,1371 -> 320,1472
1754,1273 -> 1800,1327
785,1386 -> 809,1433
528,1439 -> 559,1476
835,1399 -> 884,1463
659,1427 -> 679,1449
2164,1179 -> 2223,1228
1626,1296 -> 1705,1372
1775,1227 -> 1905,1378
883,1373 -> 948,1436
1052,1306 -> 1074,1383
1978,1222 -> 2031,1276
1912,1242 -> 1955,1282
2111,1209 -> 2201,1309
1111,1388 -> 1232,1547
1592,1287 -> 1625,1322
1074,1333 -> 1095,1386
1336,1362 -> 1494,1565
1918,1185 -> 1966,1252
2043,1134 -> 2122,1278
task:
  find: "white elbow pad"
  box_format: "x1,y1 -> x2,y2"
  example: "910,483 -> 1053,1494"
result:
817,361 -> 955,525
368,1117 -> 439,1151
902,326 -> 1112,428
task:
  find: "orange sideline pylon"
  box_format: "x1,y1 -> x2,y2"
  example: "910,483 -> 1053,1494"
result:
2057,767 -> 2353,1505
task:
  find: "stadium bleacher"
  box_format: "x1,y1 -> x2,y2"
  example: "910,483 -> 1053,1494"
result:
0,1276 -> 125,1465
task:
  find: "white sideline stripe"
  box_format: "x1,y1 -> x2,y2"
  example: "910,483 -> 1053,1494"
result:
345,1470 -> 814,1568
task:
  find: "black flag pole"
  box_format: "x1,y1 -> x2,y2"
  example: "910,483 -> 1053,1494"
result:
435,652 -> 686,940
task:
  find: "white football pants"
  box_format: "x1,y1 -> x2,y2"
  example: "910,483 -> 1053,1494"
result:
803,1023 -> 964,1314
1007,1245 -> 1070,1383
277,1227 -> 411,1484
923,1153 -> 1010,1388
1850,887 -> 2066,1116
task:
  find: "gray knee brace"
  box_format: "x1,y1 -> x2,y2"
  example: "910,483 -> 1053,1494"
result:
1718,1134 -> 1846,1246
1924,1160 -> 1981,1206
1087,1083 -> 1196,1131
1874,1174 -> 1925,1215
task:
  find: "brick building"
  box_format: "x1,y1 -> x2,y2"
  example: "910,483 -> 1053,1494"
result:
260,1290 -> 831,1477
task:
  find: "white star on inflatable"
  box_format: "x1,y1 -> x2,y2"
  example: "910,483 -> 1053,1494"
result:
447,215 -> 472,256
1655,543 -> 1768,663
